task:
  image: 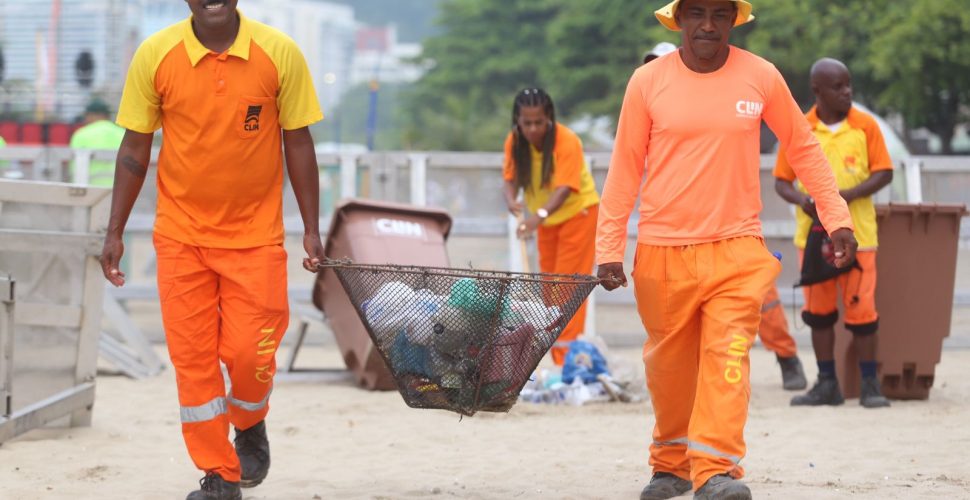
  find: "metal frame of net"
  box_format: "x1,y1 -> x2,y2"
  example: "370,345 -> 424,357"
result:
321,260 -> 600,416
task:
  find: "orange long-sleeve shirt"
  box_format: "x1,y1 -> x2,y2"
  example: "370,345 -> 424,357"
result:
596,47 -> 853,265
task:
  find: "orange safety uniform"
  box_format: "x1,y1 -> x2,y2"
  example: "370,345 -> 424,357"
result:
596,47 -> 853,487
503,123 -> 600,365
775,106 -> 892,334
117,11 -> 322,482
758,285 -> 797,358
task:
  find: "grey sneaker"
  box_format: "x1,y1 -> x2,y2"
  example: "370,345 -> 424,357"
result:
693,474 -> 751,500
860,376 -> 891,408
778,355 -> 807,391
234,420 -> 270,487
641,472 -> 692,500
791,373 -> 844,406
185,473 -> 242,500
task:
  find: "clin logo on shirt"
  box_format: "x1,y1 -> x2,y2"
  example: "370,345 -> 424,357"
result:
244,105 -> 262,132
735,100 -> 763,119
844,155 -> 859,173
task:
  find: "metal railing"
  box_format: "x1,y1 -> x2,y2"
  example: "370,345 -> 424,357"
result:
2,147 -> 968,315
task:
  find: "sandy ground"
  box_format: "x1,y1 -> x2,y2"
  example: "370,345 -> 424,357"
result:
2,340 -> 969,500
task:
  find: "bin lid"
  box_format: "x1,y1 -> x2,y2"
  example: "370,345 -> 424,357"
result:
324,198 -> 453,256
876,203 -> 969,217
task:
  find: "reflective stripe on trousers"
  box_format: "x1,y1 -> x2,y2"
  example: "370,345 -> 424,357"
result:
652,437 -> 742,465
227,386 -> 273,412
760,299 -> 781,313
688,440 -> 742,464
653,437 -> 688,447
180,396 -> 227,423
180,386 -> 273,423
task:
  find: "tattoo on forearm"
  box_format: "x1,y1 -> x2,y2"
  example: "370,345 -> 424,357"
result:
121,155 -> 148,177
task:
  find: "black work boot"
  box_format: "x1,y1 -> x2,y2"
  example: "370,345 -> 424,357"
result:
778,355 -> 807,391
860,376 -> 891,408
693,474 -> 751,500
186,473 -> 242,500
234,420 -> 270,487
640,472 -> 692,500
791,373 -> 844,406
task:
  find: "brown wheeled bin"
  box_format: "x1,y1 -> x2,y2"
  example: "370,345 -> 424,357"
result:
835,203 -> 967,399
312,199 -> 452,390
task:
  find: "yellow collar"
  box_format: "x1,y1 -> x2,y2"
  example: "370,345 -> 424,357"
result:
182,10 -> 252,67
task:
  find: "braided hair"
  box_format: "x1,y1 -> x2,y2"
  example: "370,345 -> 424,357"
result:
511,88 -> 557,193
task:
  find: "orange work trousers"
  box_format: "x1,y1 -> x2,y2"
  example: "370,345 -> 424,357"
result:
758,285 -> 797,358
537,204 -> 598,365
632,236 -> 780,488
154,233 -> 289,483
801,250 -> 879,329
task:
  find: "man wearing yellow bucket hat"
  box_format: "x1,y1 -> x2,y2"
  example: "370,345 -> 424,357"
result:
596,0 -> 856,498
639,38 -> 808,395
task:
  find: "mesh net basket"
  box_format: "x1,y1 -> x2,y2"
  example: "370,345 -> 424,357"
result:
321,260 -> 600,416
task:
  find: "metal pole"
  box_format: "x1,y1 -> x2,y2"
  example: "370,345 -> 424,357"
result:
74,149 -> 92,184
365,80 -> 379,151
904,158 -> 923,203
339,154 -> 357,199
584,291 -> 597,339
0,275 -> 14,418
507,214 -> 523,272
408,154 -> 427,206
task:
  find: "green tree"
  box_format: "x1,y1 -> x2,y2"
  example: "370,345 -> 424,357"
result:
743,0 -> 892,109
868,0 -> 970,153
726,0 -> 970,153
404,0 -> 969,152
402,0 -> 562,150
544,0 -> 674,120
328,0 -> 443,43
311,82 -> 409,151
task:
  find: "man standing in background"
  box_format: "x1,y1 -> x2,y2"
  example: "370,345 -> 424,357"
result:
643,41 -> 677,64
775,57 -> 893,409
759,284 -> 807,390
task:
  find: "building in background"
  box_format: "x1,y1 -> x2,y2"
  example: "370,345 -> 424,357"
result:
351,25 -> 426,86
140,0 -> 356,113
0,0 -> 141,124
0,0 -> 356,125
243,0 -> 355,113
139,0 -> 184,38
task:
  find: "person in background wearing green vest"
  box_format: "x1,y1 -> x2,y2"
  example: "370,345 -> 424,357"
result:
70,99 -> 126,186
0,134 -> 7,173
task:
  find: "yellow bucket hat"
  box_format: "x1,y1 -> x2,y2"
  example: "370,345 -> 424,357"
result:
655,0 -> 754,31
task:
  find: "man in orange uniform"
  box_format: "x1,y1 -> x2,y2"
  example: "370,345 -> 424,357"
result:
99,1 -> 324,498
775,58 -> 893,409
640,41 -> 808,392
596,1 -> 856,498
759,284 -> 807,390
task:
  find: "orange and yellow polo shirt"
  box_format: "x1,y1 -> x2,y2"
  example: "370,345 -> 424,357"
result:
117,11 -> 322,248
775,106 -> 892,249
596,47 -> 852,264
502,123 -> 600,227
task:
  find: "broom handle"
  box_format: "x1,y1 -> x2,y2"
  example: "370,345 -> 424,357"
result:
517,214 -> 531,274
